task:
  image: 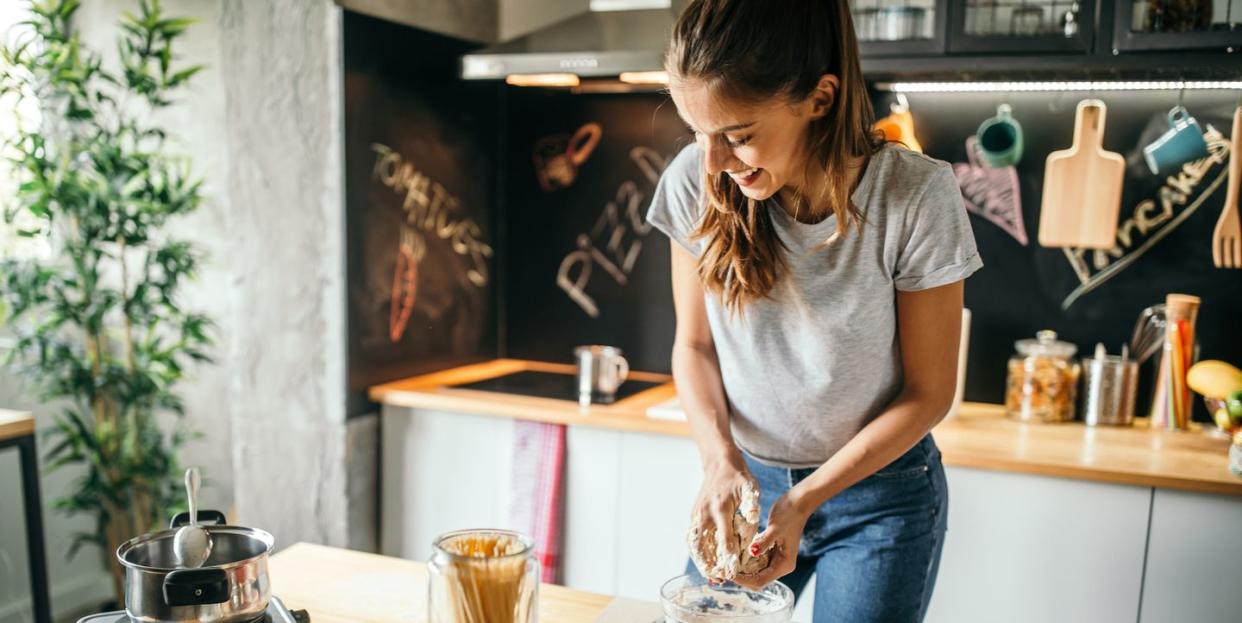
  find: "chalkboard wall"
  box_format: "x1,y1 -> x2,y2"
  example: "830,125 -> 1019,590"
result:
903,89 -> 1242,416
501,89 -> 690,374
344,12 -> 500,411
344,12 -> 1240,420
499,87 -> 1242,419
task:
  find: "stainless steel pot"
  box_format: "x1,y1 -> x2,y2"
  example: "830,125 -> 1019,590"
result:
117,511 -> 273,623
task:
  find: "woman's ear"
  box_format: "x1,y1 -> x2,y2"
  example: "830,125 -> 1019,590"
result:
808,74 -> 841,119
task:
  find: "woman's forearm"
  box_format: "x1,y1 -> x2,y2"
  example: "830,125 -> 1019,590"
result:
785,388 -> 952,515
672,340 -> 743,470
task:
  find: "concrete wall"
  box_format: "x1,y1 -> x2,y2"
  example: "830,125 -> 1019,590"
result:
1,1 -> 368,620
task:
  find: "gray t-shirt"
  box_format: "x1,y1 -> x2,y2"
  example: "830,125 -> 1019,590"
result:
646,142 -> 982,468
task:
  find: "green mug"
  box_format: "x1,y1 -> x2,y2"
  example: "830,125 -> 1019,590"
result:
975,104 -> 1024,168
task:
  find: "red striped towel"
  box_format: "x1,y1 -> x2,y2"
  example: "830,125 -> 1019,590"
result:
509,420 -> 567,583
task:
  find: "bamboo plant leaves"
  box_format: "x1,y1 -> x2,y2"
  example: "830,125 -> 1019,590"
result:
0,0 -> 212,569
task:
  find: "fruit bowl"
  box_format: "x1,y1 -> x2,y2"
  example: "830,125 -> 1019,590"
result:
1204,395 -> 1242,477
1206,395 -> 1242,439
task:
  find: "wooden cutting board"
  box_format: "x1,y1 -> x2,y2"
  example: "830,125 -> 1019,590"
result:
1039,99 -> 1125,249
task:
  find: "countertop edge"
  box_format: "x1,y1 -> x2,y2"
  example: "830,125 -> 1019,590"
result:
371,360 -> 1242,497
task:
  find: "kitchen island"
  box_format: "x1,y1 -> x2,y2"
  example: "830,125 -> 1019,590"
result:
269,542 -> 617,622
372,359 -> 1242,623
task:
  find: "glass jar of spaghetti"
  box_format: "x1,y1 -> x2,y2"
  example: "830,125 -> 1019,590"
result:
1006,330 -> 1081,423
428,529 -> 538,623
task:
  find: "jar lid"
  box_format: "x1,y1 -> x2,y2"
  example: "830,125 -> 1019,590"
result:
1015,329 -> 1077,358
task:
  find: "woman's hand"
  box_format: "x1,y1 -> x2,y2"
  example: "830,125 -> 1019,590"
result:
732,493 -> 811,590
690,455 -> 756,582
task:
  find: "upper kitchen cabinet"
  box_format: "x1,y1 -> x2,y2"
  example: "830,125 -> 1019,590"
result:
1111,0 -> 1242,53
947,0 -> 1096,54
857,0 -> 1239,78
852,0 -> 949,57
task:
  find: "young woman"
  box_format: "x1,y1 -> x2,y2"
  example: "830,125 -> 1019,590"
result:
646,1 -> 982,621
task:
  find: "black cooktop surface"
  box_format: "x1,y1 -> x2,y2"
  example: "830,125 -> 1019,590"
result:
449,370 -> 662,404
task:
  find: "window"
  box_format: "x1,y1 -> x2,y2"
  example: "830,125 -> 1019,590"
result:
0,2 -> 47,262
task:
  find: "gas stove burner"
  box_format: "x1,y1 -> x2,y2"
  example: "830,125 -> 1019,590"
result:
77,596 -> 308,623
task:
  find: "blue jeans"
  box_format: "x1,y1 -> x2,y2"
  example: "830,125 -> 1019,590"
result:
686,434 -> 949,623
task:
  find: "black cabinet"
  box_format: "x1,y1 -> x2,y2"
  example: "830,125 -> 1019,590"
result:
1111,0 -> 1242,53
855,0 -> 1240,77
852,0 -> 949,57
947,0 -> 1096,54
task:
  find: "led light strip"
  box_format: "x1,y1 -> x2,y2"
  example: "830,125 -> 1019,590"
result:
879,80 -> 1242,93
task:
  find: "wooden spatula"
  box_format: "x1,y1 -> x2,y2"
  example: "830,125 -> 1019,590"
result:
1212,105 -> 1241,268
1039,99 -> 1125,249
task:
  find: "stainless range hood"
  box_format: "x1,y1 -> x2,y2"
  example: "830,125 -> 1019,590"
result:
461,0 -> 683,81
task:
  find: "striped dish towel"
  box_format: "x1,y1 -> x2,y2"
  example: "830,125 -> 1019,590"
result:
509,420 -> 567,583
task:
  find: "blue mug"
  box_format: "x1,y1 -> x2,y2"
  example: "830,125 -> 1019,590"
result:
1142,106 -> 1209,175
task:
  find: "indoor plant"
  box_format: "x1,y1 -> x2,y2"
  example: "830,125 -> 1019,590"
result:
0,0 -> 212,600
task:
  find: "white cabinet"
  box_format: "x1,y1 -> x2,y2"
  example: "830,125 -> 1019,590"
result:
925,466 -> 1151,623
562,425 -> 623,594
1139,489 -> 1242,623
381,406 -> 707,602
613,431 -> 702,601
381,406 -> 1238,623
380,407 -> 518,561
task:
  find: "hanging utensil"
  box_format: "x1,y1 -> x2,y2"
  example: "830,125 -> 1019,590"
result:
1211,105 -> 1241,268
1039,99 -> 1125,249
1130,303 -> 1167,367
875,93 -> 923,153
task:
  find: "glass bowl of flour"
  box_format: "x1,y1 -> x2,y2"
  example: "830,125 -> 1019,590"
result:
659,574 -> 794,622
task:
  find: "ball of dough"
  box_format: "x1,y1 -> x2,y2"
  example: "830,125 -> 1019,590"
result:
687,480 -> 770,581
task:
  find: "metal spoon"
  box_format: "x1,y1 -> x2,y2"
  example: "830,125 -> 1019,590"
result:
173,467 -> 213,568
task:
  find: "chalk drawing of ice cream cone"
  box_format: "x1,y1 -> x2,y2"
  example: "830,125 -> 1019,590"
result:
953,136 -> 1028,246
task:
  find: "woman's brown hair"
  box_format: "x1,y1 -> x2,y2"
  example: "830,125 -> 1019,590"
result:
667,0 -> 886,311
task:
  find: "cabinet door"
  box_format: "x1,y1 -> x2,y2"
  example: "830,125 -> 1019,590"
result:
853,0 -> 950,57
1111,0 -> 1242,52
613,431 -> 703,602
562,426 -> 623,595
379,407 -> 516,561
1140,488 -> 1242,623
924,466 -> 1150,623
947,0 -> 1096,53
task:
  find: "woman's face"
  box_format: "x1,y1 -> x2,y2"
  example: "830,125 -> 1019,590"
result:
670,77 -> 836,202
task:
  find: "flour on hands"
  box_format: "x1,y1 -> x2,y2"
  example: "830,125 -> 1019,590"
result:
687,480 -> 769,581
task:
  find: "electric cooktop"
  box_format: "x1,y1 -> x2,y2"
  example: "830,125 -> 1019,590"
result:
449,370 -> 662,404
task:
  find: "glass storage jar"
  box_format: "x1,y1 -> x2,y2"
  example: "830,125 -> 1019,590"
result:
1006,330 -> 1082,423
427,529 -> 538,623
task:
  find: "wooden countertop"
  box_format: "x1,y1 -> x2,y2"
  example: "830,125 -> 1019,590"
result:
0,409 -> 34,443
936,403 -> 1239,495
371,359 -> 1242,496
370,358 -> 684,436
269,542 -> 611,622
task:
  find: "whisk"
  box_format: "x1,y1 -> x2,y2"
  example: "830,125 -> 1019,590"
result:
1130,303 -> 1167,367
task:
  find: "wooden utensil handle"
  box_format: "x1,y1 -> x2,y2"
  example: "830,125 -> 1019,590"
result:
1073,99 -> 1106,149
1227,106 -> 1241,211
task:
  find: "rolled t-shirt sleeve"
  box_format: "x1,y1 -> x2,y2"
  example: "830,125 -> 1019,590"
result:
893,164 -> 983,291
645,144 -> 705,256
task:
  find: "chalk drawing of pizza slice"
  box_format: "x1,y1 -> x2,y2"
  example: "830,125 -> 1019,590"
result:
952,136 -> 1028,246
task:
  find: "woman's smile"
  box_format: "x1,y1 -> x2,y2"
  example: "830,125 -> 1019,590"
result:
729,166 -> 763,187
